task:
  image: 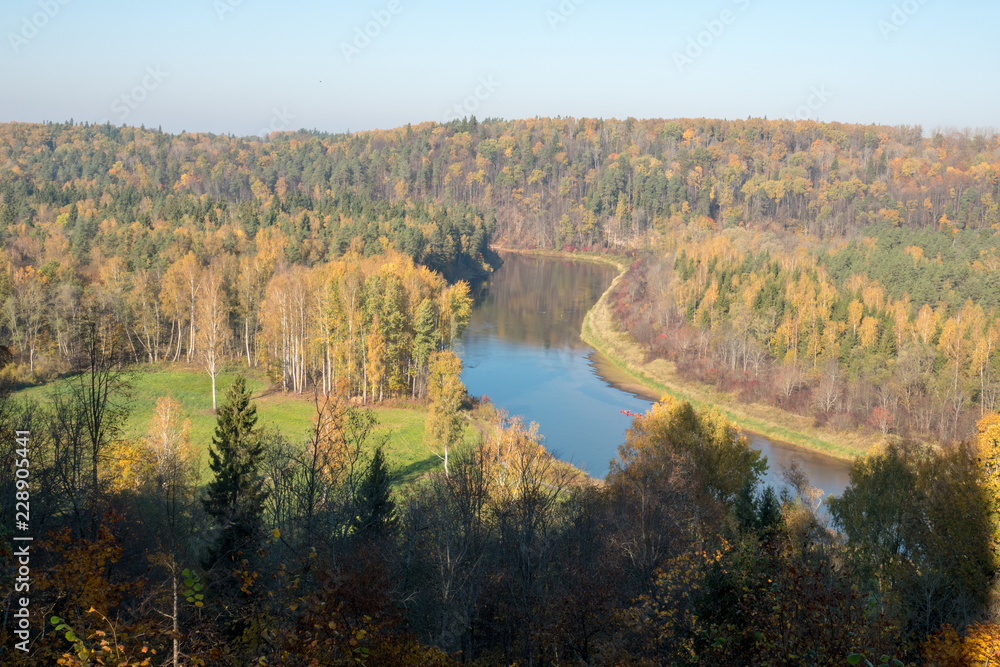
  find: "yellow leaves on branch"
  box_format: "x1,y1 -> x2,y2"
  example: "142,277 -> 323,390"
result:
923,622 -> 1000,666
858,316 -> 881,350
424,350 -> 466,474
478,405 -> 549,500
634,541 -> 734,659
975,413 -> 1000,540
978,413 -> 1000,476
106,438 -> 146,494
142,395 -> 194,478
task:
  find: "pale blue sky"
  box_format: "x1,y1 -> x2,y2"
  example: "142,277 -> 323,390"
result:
1,0 -> 997,135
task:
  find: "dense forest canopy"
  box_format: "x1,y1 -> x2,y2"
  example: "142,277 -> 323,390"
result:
610,219 -> 1000,442
2,118 -> 1000,665
3,117 -> 997,255
2,118 -> 997,398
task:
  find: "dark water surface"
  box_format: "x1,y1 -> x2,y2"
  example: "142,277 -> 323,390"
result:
458,252 -> 851,501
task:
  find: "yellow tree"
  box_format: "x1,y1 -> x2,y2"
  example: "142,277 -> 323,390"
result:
975,413 -> 1000,549
196,263 -> 231,410
143,395 -> 195,538
235,249 -> 274,368
424,350 -> 465,477
938,302 -> 983,438
161,252 -> 202,362
858,316 -> 881,350
479,405 -> 546,499
773,313 -> 799,360
923,622 -> 1000,666
971,318 -> 1000,416
260,267 -> 313,393
847,299 -> 864,338
105,438 -> 147,495
334,265 -> 366,396
889,297 -> 911,349
861,283 -> 885,312
438,282 -> 472,349
311,265 -> 337,396
914,303 -> 940,345
365,313 -> 386,403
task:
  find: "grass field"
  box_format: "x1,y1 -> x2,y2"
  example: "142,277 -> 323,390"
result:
15,363 -> 480,485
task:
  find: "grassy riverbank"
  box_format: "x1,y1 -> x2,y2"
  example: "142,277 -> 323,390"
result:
501,248 -> 867,460
493,246 -> 627,271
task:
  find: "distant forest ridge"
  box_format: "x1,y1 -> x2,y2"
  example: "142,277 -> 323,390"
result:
2,117 -> 998,258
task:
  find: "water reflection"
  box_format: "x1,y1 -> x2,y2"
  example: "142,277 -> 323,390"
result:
466,253 -> 612,350
460,252 -> 851,499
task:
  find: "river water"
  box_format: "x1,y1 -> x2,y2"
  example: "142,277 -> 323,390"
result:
458,252 -> 851,501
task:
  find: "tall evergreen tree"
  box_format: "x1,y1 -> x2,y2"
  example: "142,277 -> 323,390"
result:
352,445 -> 397,541
203,375 -> 268,563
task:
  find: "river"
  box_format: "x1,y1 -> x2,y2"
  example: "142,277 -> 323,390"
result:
457,251 -> 852,501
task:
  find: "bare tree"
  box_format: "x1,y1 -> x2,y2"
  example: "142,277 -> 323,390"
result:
196,263 -> 232,410
813,359 -> 842,413
493,435 -> 572,664
402,449 -> 492,657
45,314 -> 133,538
264,392 -> 383,556
77,316 -> 133,538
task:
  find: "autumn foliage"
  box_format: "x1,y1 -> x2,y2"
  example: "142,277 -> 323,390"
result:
3,117 -> 1000,663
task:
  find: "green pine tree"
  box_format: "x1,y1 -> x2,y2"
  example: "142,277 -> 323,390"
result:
877,149 -> 889,177
202,375 -> 269,563
352,445 -> 397,541
734,478 -> 759,533
756,486 -> 782,534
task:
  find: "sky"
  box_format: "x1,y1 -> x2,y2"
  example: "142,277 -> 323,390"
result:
1,0 -> 998,136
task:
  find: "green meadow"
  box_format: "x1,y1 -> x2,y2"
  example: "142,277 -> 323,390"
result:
15,363 -> 479,486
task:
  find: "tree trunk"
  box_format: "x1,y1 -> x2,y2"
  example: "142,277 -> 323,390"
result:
245,318 -> 252,368
172,564 -> 179,667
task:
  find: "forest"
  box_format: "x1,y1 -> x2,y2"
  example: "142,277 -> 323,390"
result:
2,118 -> 998,405
1,117 -> 999,664
607,219 -> 1000,445
0,348 -> 997,665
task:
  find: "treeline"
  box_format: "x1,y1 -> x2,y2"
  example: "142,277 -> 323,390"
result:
612,222 -> 1000,443
0,239 -> 473,405
6,117 -> 1000,414
0,122 -> 500,397
1,333 -> 997,664
3,119 -> 1000,257
256,251 -> 472,400
0,123 -> 495,280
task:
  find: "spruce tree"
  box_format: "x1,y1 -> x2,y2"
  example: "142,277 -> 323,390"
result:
756,486 -> 782,534
203,375 -> 268,563
734,478 -> 759,533
352,445 -> 397,541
